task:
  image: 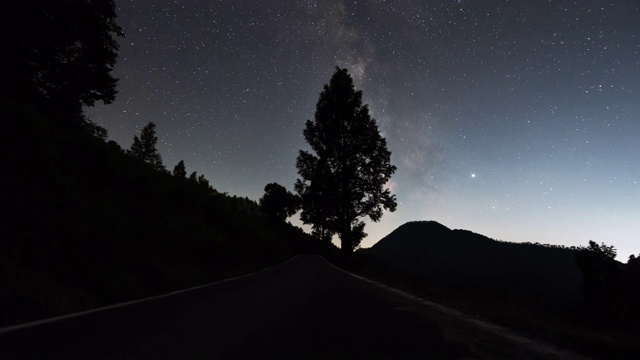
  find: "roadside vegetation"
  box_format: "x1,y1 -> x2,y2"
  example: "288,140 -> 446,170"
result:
0,0 -> 317,328
0,103 -> 317,327
327,222 -> 640,359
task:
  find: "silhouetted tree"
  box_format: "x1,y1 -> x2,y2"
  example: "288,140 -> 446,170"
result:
299,159 -> 335,244
2,0 -> 123,131
295,67 -> 397,255
584,240 -> 617,259
107,140 -> 123,153
311,225 -> 334,246
189,171 -> 198,183
197,174 -> 210,191
173,160 -> 187,178
625,254 -> 640,324
575,240 -> 620,326
129,122 -> 164,171
259,183 -> 301,221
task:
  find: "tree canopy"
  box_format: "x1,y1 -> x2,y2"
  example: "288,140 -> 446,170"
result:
173,160 -> 187,178
295,67 -> 397,254
259,183 -> 301,222
2,0 -> 123,130
584,240 -> 617,260
129,122 -> 164,171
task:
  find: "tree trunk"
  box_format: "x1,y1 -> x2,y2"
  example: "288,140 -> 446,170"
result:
340,227 -> 352,257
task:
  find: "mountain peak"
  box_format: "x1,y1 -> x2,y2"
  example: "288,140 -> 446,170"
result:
369,220 -> 451,250
402,220 -> 450,231
363,220 -> 583,310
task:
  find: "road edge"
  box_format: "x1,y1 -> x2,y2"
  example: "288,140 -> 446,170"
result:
0,254 -> 300,334
320,256 -> 590,360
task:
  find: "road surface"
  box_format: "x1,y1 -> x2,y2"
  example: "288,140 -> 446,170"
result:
0,255 -> 581,359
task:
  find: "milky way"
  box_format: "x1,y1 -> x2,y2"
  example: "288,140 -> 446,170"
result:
92,1 -> 640,260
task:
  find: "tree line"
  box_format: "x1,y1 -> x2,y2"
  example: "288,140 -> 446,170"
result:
3,0 -> 400,257
0,0 -> 324,328
573,240 -> 640,329
124,66 -> 399,257
517,237 -> 640,329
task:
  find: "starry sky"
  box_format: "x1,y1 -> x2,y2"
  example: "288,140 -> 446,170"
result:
92,0 -> 640,261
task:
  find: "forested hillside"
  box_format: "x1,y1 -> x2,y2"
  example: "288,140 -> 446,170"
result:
0,100 -> 317,328
0,0 -> 323,328
352,221 -> 640,358
365,221 -> 582,311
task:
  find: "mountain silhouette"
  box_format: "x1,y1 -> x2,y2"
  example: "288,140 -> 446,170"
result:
362,221 -> 582,312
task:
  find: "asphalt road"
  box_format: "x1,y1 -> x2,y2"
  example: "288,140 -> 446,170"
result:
0,255 -> 475,359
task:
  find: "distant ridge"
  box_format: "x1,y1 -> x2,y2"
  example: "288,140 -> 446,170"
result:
362,221 -> 582,310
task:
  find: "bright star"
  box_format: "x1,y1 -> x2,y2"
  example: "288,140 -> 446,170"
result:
471,173 -> 476,178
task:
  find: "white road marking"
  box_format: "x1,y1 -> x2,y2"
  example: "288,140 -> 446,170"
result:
0,254 -> 300,334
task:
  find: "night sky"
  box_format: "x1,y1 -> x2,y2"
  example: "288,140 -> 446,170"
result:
92,0 -> 640,260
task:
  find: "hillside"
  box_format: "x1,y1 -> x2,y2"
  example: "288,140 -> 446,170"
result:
327,221 -> 640,358
363,221 -> 583,312
0,101 -> 318,328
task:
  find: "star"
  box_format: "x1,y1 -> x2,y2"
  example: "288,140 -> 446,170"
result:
92,0 -> 640,260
